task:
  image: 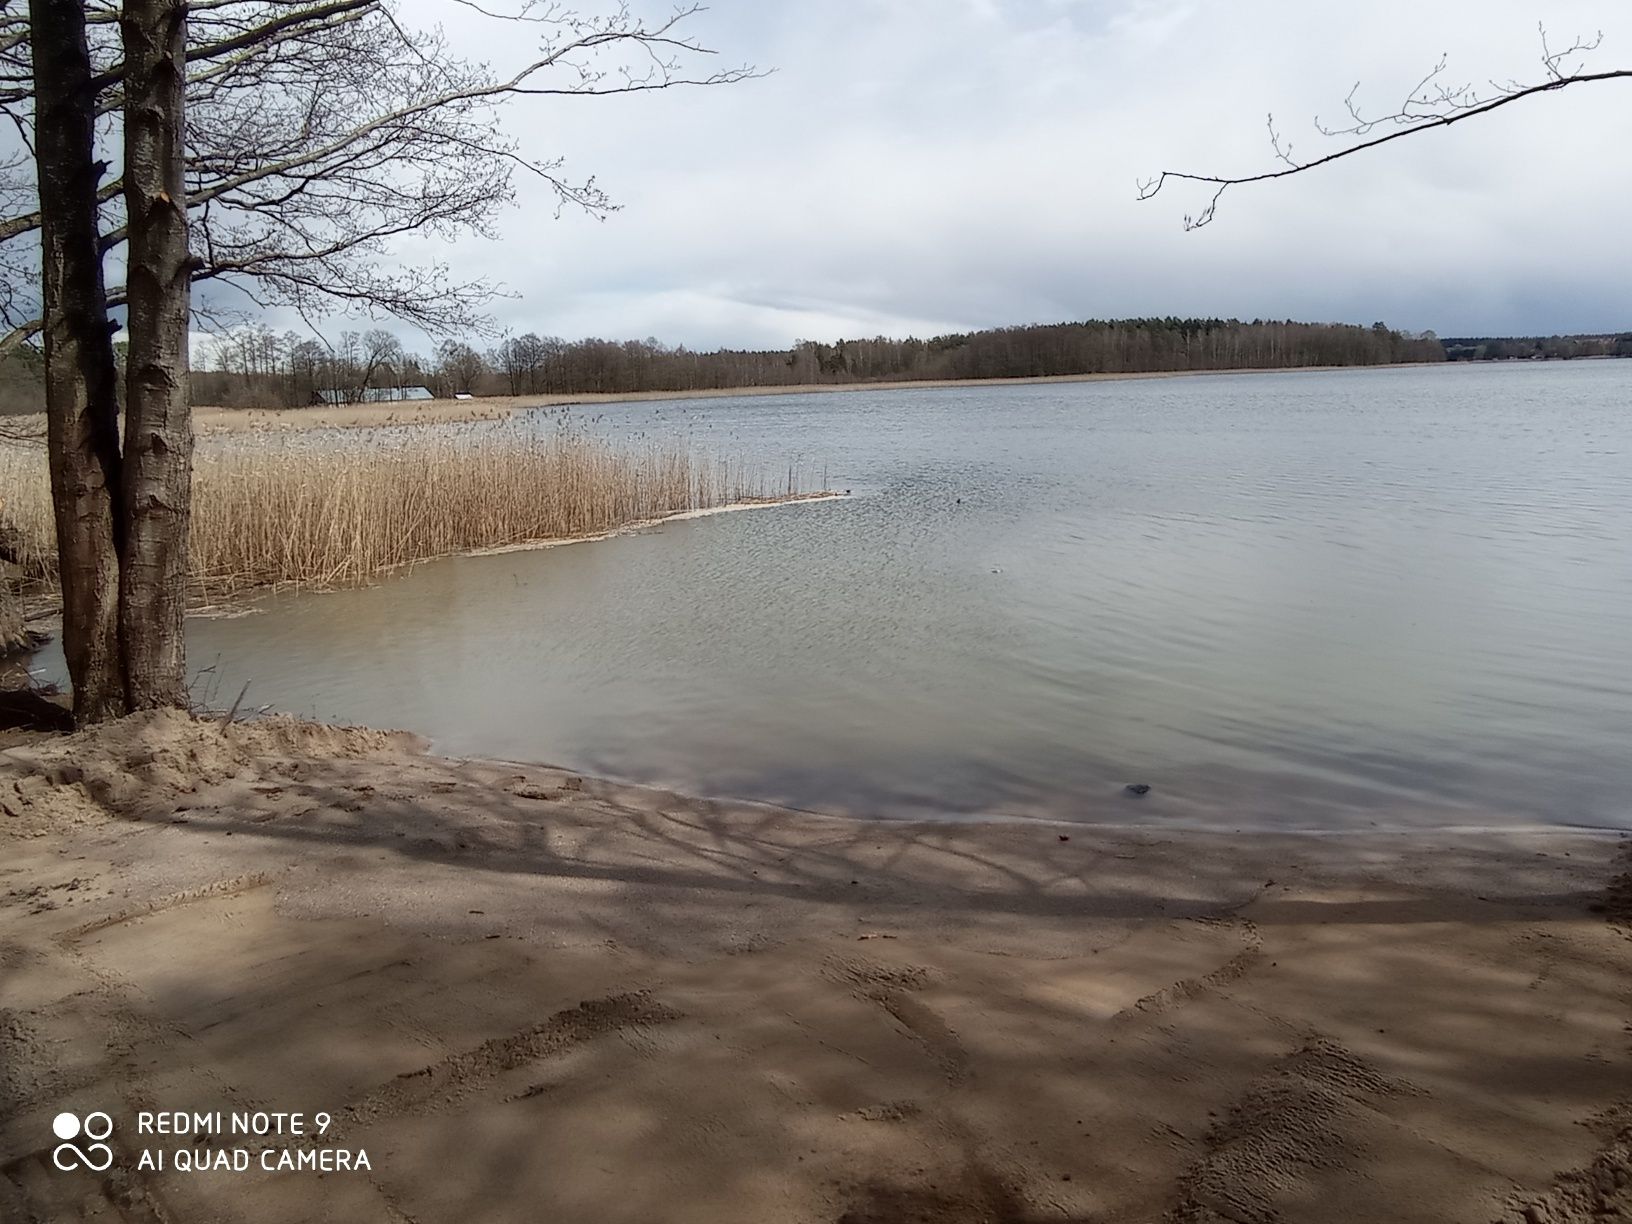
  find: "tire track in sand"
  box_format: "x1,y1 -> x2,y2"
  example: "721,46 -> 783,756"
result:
339,990 -> 682,1134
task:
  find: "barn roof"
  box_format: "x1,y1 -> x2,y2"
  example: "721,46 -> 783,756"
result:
312,386 -> 434,404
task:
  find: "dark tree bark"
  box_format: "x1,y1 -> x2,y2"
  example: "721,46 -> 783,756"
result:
1,2 -> 759,355
5,1 -> 751,723
118,0 -> 192,709
27,0 -> 126,723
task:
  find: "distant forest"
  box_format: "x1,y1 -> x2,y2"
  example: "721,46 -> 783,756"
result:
3,317 -> 1628,414
1442,334 -> 1632,362
187,317 -> 1447,409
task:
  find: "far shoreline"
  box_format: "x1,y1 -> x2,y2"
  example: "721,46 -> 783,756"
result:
190,360 -> 1450,433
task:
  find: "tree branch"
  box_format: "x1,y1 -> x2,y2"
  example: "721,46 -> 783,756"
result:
1140,28 -> 1630,229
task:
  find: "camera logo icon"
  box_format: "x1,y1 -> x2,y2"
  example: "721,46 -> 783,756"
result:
51,1111 -> 114,1172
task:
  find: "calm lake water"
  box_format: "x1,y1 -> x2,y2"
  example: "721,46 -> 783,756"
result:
38,362 -> 1632,829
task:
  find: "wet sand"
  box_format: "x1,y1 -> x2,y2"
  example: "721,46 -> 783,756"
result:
189,364 -> 1441,434
1,709 -> 1628,1223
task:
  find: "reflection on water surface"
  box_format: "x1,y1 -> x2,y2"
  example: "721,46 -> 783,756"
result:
37,362 -> 1632,829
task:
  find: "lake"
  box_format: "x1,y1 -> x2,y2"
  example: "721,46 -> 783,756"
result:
37,361 -> 1632,830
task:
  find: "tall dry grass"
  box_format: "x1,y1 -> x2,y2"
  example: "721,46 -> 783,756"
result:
0,424 -> 816,601
0,579 -> 25,655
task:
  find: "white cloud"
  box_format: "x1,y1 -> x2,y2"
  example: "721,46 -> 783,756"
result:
241,0 -> 1632,349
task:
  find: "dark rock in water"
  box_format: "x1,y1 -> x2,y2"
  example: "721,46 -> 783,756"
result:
1124,783 -> 1152,796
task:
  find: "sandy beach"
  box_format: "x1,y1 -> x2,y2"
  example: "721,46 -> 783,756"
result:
1,709 -> 1628,1223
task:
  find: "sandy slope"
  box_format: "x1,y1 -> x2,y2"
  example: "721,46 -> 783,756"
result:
1,710 -> 1629,1223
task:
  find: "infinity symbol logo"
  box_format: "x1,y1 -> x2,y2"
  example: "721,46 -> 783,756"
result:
51,1111 -> 114,1173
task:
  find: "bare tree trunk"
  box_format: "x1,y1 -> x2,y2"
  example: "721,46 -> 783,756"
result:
119,0 -> 193,709
28,0 -> 127,723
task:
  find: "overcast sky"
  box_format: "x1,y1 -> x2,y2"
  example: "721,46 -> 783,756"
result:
342,1 -> 1632,348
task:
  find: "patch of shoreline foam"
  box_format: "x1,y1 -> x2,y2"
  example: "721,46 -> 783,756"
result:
467,490 -> 846,557
176,492 -> 847,620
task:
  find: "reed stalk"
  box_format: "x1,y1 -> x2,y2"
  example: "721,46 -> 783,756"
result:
0,424 -> 811,601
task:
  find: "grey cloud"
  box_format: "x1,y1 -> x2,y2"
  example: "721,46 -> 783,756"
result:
264,0 -> 1632,348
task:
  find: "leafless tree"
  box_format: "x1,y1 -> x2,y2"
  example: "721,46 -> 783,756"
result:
4,0 -> 755,722
491,332 -> 524,395
353,328 -> 404,398
26,0 -> 127,719
119,0 -> 194,710
1139,25 -> 1631,229
2,2 -> 759,351
435,339 -> 488,396
488,331 -> 552,395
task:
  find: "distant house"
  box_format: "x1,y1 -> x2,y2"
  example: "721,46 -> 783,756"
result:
310,386 -> 434,405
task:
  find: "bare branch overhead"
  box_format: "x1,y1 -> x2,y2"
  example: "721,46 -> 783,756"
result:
1139,25 -> 1630,230
0,0 -> 760,344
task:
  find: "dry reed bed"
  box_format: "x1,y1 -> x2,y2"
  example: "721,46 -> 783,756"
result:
0,426 -> 809,601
